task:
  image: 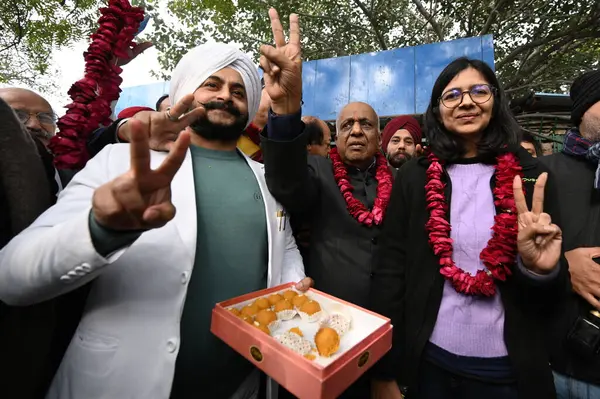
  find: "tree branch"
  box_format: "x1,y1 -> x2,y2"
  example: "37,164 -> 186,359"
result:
410,0 -> 444,41
497,28 -> 596,71
295,12 -> 374,34
352,0 -> 388,50
478,0 -> 507,35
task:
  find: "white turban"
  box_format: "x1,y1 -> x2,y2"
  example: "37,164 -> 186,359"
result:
168,43 -> 261,127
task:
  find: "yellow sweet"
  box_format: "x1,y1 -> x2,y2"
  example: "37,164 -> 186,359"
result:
256,309 -> 277,326
289,327 -> 303,337
268,293 -> 284,306
282,290 -> 298,301
315,327 -> 340,357
292,294 -> 309,308
254,297 -> 271,310
241,303 -> 260,318
274,300 -> 294,312
300,300 -> 321,315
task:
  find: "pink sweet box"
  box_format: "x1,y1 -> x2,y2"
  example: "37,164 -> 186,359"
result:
211,282 -> 393,399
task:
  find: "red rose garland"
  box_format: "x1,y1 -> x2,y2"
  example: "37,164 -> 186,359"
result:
330,148 -> 393,226
425,152 -> 522,296
49,0 -> 144,169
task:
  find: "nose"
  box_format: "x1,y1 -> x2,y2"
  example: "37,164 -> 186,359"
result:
350,121 -> 363,136
216,87 -> 232,102
25,114 -> 43,131
459,92 -> 475,107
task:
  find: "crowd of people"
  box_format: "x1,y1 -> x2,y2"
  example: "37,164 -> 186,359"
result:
1,6 -> 600,399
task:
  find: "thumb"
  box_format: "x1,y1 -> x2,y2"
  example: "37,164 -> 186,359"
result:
295,277 -> 313,292
416,144 -> 423,155
143,202 -> 176,227
132,42 -> 153,58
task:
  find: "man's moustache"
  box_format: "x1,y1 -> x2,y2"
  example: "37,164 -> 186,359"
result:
198,101 -> 242,117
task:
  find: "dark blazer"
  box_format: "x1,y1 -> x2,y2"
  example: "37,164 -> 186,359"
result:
540,152 -> 600,384
371,147 -> 566,398
262,130 -> 395,309
0,99 -> 90,398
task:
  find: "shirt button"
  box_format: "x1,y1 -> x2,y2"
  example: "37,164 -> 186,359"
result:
181,271 -> 189,284
80,263 -> 92,272
370,272 -> 375,278
371,237 -> 378,245
167,339 -> 178,353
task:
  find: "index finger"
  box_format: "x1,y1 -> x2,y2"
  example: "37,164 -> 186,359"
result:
289,13 -> 300,46
129,118 -> 151,175
531,172 -> 548,215
513,175 -> 529,215
269,8 -> 286,48
169,94 -> 195,120
154,130 -> 191,180
177,106 -> 206,129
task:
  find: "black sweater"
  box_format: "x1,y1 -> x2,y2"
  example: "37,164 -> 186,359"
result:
371,147 -> 566,398
540,152 -> 600,384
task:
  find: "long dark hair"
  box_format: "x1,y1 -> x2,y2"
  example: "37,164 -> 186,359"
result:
424,57 -> 520,161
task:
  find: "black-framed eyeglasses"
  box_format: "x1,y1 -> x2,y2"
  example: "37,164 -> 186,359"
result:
439,84 -> 496,109
14,109 -> 57,126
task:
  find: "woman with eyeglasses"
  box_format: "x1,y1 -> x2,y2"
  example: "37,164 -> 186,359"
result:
370,57 -> 564,399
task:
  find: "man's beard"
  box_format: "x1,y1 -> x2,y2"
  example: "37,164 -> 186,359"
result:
189,101 -> 248,142
581,113 -> 600,143
388,151 -> 412,168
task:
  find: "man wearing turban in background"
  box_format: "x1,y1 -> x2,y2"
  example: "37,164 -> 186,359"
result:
0,42 -> 311,399
381,115 -> 422,169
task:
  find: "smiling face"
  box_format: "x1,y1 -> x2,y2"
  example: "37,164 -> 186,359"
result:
336,102 -> 380,168
438,67 -> 495,142
188,67 -> 249,142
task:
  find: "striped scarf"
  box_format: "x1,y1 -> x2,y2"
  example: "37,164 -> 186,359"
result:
562,128 -> 600,190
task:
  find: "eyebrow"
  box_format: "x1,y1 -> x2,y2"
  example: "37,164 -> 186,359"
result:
341,117 -> 372,125
444,83 -> 489,92
205,76 -> 246,92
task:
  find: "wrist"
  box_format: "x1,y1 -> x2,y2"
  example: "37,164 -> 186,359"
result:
116,118 -> 130,143
270,99 -> 301,116
519,255 -> 554,275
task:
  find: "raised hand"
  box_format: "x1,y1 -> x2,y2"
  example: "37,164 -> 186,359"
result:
513,173 -> 562,273
115,41 -> 153,67
259,8 -> 302,115
92,118 -> 191,231
118,94 -> 205,152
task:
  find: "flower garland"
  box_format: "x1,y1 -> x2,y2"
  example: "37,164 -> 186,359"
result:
425,152 -> 522,296
49,0 -> 145,169
329,148 -> 393,226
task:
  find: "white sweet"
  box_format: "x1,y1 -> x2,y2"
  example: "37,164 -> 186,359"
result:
275,332 -> 313,355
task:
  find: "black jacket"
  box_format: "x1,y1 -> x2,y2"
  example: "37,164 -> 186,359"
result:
540,152 -> 600,384
262,131 -> 394,309
371,147 -> 565,398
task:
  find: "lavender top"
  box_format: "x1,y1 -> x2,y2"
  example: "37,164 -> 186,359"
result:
429,163 -> 509,357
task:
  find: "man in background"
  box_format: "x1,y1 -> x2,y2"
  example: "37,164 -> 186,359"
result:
302,116 -> 331,157
381,115 -> 422,169
521,131 -> 543,158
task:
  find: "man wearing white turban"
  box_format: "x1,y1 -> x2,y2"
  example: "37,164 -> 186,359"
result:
0,42 -> 312,398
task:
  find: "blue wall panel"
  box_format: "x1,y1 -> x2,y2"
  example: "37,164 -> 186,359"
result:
117,35 -> 494,121
414,36 -> 492,113
348,47 -> 416,116
115,81 -> 169,117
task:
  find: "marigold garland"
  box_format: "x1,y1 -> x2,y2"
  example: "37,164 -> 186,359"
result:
425,152 -> 522,296
49,0 -> 145,169
329,148 -> 393,226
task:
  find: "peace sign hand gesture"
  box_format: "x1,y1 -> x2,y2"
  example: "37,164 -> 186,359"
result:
118,94 -> 205,152
92,118 -> 191,231
513,173 -> 563,274
259,8 -> 302,115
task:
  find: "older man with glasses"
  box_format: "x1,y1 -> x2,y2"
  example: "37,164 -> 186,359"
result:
0,88 -> 57,148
